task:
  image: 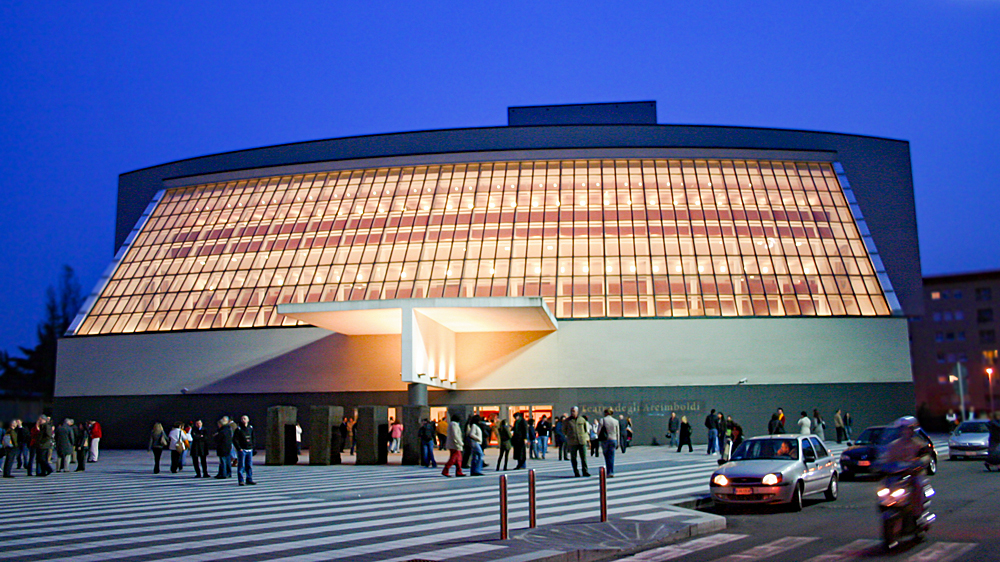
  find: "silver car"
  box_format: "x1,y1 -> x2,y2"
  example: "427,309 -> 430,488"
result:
948,420 -> 991,460
710,434 -> 839,511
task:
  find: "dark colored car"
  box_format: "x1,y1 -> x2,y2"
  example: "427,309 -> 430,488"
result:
839,425 -> 937,479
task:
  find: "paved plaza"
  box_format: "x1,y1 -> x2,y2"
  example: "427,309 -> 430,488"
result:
0,444 -> 745,562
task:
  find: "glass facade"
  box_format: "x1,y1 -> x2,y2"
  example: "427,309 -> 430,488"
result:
74,158 -> 891,335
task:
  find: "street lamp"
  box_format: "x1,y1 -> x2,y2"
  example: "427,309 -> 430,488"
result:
987,367 -> 995,415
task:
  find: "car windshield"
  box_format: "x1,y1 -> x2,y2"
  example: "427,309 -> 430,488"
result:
731,438 -> 799,461
854,427 -> 884,445
956,422 -> 990,435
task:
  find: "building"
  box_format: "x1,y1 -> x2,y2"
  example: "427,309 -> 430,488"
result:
910,269 -> 1000,426
55,102 -> 922,448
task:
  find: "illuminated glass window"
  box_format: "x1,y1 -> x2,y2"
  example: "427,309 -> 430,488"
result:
72,159 -> 894,335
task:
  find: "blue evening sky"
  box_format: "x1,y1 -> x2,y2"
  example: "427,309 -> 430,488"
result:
1,1 -> 997,351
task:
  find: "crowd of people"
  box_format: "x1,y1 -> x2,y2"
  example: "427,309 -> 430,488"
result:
764,406 -> 854,443
148,415 -> 258,485
0,416 -> 102,478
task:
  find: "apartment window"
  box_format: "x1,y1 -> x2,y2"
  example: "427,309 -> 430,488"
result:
946,353 -> 956,362
978,308 -> 995,323
958,331 -> 966,341
934,332 -> 944,342
954,290 -> 962,299
958,352 -> 968,363
945,332 -> 955,342
982,330 -> 997,344
931,291 -> 941,300
955,310 -> 964,321
976,287 -> 993,302
936,353 -> 945,364
943,311 -> 953,321
932,312 -> 942,322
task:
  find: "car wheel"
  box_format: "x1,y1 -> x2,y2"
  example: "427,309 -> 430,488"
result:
825,473 -> 839,501
927,454 -> 937,475
789,482 -> 804,512
840,470 -> 852,481
948,454 -> 956,461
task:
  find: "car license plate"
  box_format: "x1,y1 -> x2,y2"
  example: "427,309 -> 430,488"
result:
858,460 -> 870,466
735,487 -> 753,495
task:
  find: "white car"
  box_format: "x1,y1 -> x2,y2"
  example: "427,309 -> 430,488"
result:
948,421 -> 991,460
710,434 -> 839,511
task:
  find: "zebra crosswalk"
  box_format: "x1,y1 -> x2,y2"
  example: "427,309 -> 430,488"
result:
0,441 -> 954,562
618,535 -> 977,562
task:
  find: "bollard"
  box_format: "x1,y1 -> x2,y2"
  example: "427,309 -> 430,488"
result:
599,466 -> 608,522
500,474 -> 509,539
528,468 -> 537,528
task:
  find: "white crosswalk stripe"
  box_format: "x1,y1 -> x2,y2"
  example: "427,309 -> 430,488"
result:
0,442 -> 876,562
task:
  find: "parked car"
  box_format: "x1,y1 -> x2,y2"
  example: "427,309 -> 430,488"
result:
948,420 -> 991,460
710,434 -> 838,511
840,425 -> 938,479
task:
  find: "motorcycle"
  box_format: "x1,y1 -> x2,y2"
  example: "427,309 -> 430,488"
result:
876,471 -> 935,549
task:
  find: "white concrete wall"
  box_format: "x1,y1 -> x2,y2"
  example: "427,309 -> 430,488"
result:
56,317 -> 910,397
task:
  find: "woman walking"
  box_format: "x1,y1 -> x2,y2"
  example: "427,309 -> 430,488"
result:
677,416 -> 693,452
149,422 -> 168,474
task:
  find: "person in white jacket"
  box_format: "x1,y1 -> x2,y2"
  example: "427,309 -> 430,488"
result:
441,414 -> 465,477
467,417 -> 484,476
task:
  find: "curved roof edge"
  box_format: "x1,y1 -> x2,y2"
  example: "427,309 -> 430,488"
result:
121,123 -> 908,178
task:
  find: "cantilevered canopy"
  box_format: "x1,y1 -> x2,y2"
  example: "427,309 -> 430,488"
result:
277,297 -> 558,389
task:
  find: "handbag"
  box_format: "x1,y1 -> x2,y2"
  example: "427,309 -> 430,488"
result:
598,423 -> 608,442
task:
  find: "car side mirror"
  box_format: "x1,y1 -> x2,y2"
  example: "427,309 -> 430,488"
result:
804,450 -> 816,463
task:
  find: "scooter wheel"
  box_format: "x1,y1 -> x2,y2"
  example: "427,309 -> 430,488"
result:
882,518 -> 900,550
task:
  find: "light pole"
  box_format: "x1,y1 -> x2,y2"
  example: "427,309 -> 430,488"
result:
987,367 -> 995,415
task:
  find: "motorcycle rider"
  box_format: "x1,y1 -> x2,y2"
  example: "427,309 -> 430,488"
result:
875,416 -> 928,517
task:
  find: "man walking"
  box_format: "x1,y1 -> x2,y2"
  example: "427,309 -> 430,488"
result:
599,408 -> 621,477
190,419 -> 210,478
233,415 -> 256,486
535,415 -> 550,459
667,412 -> 680,449
565,407 -> 590,477
833,409 -> 845,443
418,418 -> 437,468
36,416 -> 54,477
705,409 -> 718,455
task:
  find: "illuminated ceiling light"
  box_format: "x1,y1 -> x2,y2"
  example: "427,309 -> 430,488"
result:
401,272 -> 407,278
606,266 -> 613,273
629,265 -> 636,273
446,269 -> 452,276
721,266 -> 727,273
532,202 -> 538,208
560,267 -> 565,273
651,199 -> 657,205
675,266 -> 682,272
698,266 -> 704,273
762,267 -> 769,273
505,246 -> 510,251
511,202 -> 516,208
639,182 -> 643,186
547,246 -> 553,250
468,204 -> 474,209
582,266 -> 589,273
490,268 -> 495,275
489,202 -> 495,209
653,266 -> 659,273
534,267 -> 541,274
357,274 -> 364,281
556,200 -> 561,206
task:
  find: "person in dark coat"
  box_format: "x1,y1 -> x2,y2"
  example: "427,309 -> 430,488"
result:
768,413 -> 782,435
214,416 -> 234,479
55,419 -> 75,472
74,421 -> 89,471
496,419 -> 512,471
677,416 -> 693,452
190,420 -> 210,478
512,412 -> 528,469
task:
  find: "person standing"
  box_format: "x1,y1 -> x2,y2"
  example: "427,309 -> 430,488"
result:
621,416 -> 633,454
777,407 -> 786,430
388,418 -> 403,453
55,419 -> 74,472
2,420 -> 17,478
149,422 -> 168,474
564,406 -> 590,477
214,416 -> 233,479
833,409 -> 845,444
536,415 -> 551,460
599,408 -> 621,477
554,414 -> 567,461
87,420 -> 102,462
233,415 -> 256,486
15,419 -> 29,471
467,418 -> 484,476
441,413 -> 465,477
436,416 -> 448,451
190,420 -> 210,478
945,409 -> 958,430
812,409 -> 826,439
512,412 -> 528,469
677,416 -> 693,452
496,419 -> 512,471
844,412 -> 853,440
715,412 -> 726,455
73,420 -> 89,471
37,416 -> 54,477
797,411 -> 812,435
667,412 -> 680,449
167,422 -> 187,474
704,409 -> 718,455
589,418 -> 600,457
418,418 -> 437,468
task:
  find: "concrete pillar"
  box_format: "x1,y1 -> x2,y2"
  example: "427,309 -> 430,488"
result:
355,405 -> 389,465
408,383 -> 428,406
266,405 -> 298,466
401,405 -> 430,465
309,406 -> 343,465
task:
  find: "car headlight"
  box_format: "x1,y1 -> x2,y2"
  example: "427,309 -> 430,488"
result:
762,473 -> 782,486
712,474 -> 729,486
